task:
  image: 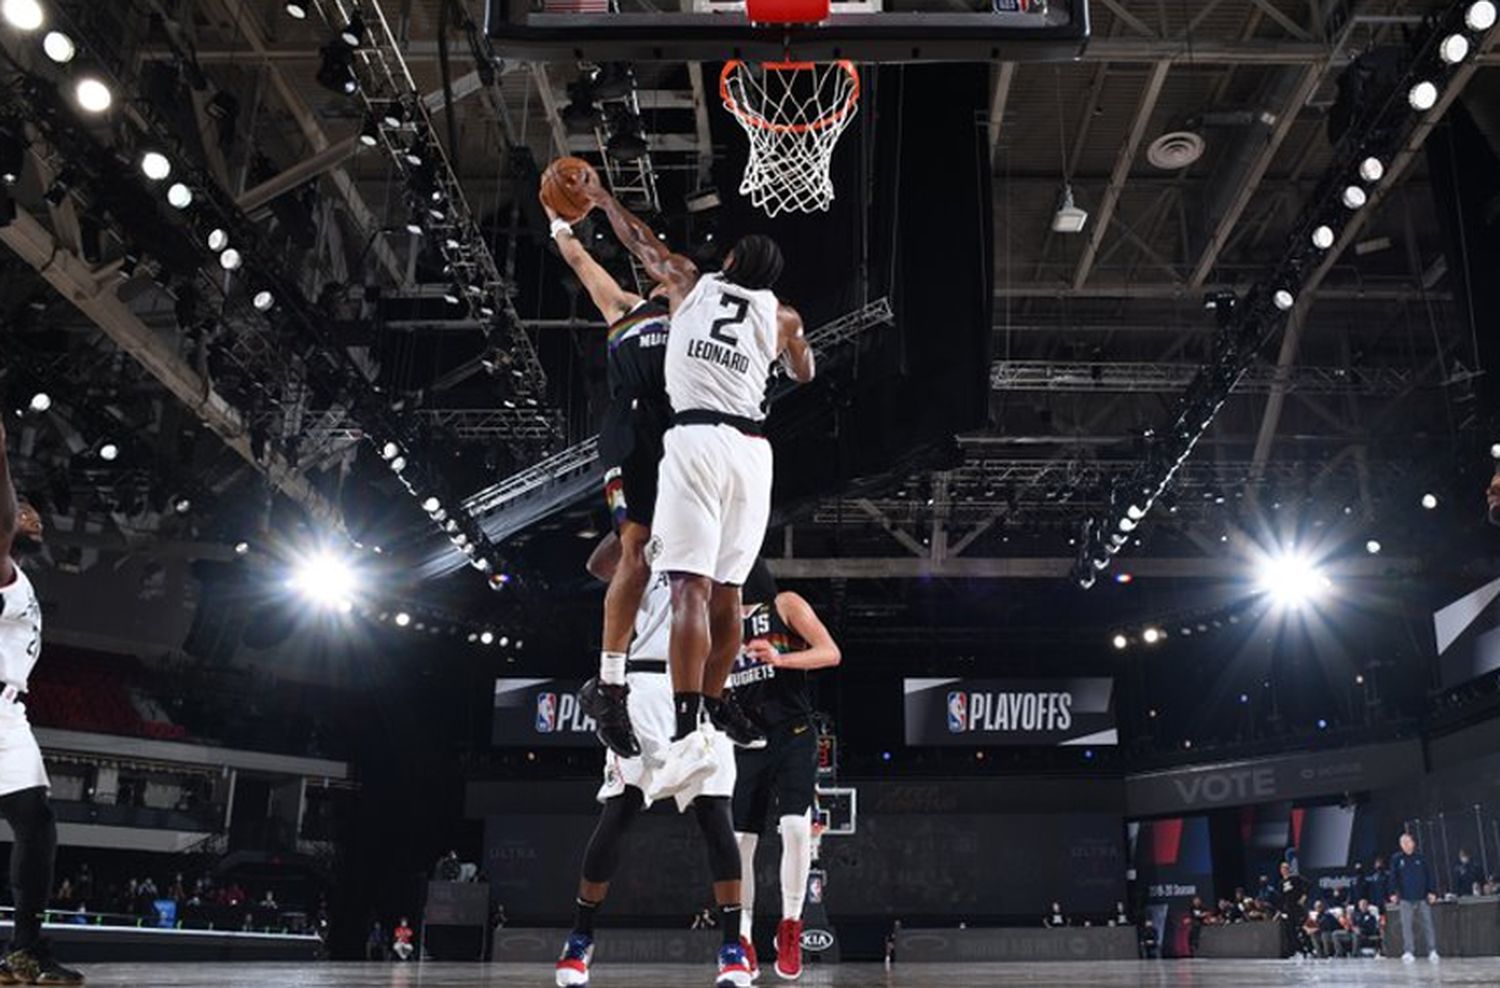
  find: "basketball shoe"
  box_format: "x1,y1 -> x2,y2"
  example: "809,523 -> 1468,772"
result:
740,936 -> 760,981
715,941 -> 754,988
0,941 -> 84,985
705,691 -> 766,749
774,919 -> 803,980
650,726 -> 718,807
579,677 -> 640,758
555,932 -> 593,987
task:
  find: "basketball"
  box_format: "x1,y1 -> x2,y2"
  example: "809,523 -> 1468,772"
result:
540,157 -> 599,223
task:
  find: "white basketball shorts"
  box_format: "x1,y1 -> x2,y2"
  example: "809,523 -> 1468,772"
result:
0,701 -> 49,797
650,424 -> 772,586
597,668 -> 735,807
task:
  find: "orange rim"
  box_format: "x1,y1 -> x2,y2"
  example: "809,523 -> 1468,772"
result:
720,59 -> 861,135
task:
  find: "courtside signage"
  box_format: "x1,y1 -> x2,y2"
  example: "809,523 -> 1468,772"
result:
903,677 -> 1117,746
493,677 -> 598,746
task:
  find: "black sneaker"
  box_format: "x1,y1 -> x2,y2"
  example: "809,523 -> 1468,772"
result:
579,676 -> 641,758
4,940 -> 84,985
705,692 -> 766,749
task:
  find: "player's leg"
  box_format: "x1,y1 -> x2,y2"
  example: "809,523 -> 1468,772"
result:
701,583 -> 763,748
733,748 -> 773,979
668,573 -> 715,736
771,726 -> 818,980
585,512 -> 651,757
557,787 -> 647,986
692,796 -> 752,987
0,785 -> 80,984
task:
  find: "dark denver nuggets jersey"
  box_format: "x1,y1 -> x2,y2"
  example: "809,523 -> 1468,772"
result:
606,298 -> 669,399
728,599 -> 812,728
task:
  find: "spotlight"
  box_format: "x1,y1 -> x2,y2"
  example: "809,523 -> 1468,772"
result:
443,283 -> 462,305
74,77 -> 113,114
453,533 -> 469,547
381,104 -> 405,129
1118,517 -> 1137,533
207,228 -> 228,252
98,442 -> 118,461
1,0 -> 43,31
27,392 -> 50,412
289,550 -> 358,608
1366,539 -> 1382,555
1439,33 -> 1471,65
174,497 -> 191,514
359,116 -> 380,148
466,633 -> 478,643
1311,225 -> 1335,249
1341,185 -> 1367,209
1111,633 -> 1128,650
166,182 -> 193,209
1239,694 -> 1249,704
1273,289 -> 1295,311
1256,550 -> 1330,608
1142,627 -> 1163,645
1126,503 -> 1146,521
252,289 -> 274,311
1358,157 -> 1384,183
380,441 -> 400,460
1468,0 -> 1497,31
316,42 -> 358,95
139,151 -> 171,181
339,13 -> 367,47
489,572 -> 509,590
422,496 -> 441,513
1317,718 -> 1328,730
1421,492 -> 1438,510
42,30 -> 74,63
1408,81 -> 1438,112
480,631 -> 495,645
390,456 -> 406,472
234,541 -> 250,555
218,248 -> 242,271
404,145 -> 424,167
405,220 -> 423,236
1491,442 -> 1500,460
284,1 -> 308,18
394,611 -> 411,627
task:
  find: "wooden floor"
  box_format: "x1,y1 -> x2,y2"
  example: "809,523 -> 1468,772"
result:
60,959 -> 1499,986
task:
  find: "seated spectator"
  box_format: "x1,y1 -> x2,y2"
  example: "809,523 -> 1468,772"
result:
1353,899 -> 1382,955
434,850 -> 461,882
1139,918 -> 1160,959
55,878 -> 76,909
1331,906 -> 1356,957
260,890 -> 279,911
167,873 -> 186,902
392,917 -> 415,961
1111,901 -> 1128,927
1217,897 -> 1243,923
366,921 -> 387,961
241,913 -> 256,932
1484,876 -> 1499,896
1044,902 -> 1067,928
1311,901 -> 1340,958
1256,874 -> 1277,903
1454,849 -> 1483,897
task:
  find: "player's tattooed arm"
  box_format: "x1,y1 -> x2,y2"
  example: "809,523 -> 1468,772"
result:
762,591 -> 840,670
585,188 -> 698,304
541,200 -> 640,321
777,305 -> 814,383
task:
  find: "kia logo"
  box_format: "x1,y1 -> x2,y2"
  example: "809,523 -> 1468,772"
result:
801,929 -> 834,951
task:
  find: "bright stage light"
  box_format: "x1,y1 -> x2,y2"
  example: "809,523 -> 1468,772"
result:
394,611 -> 411,627
1440,33 -> 1471,64
1366,539 -> 1382,555
1111,634 -> 1128,650
1273,289 -> 1295,311
139,151 -> 171,181
1311,225 -> 1335,249
1358,157 -> 1385,183
98,442 -> 118,461
1422,492 -> 1438,510
28,392 -> 50,412
1409,81 -> 1438,112
167,182 -> 193,209
1142,627 -> 1162,645
480,631 -> 495,645
380,441 -> 399,460
1256,550 -> 1330,608
75,77 -> 112,114
1469,0 -> 1497,31
289,550 -> 359,608
2,0 -> 43,31
1341,185 -> 1367,209
42,30 -> 74,63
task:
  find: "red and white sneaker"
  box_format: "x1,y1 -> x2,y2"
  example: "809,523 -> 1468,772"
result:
740,936 -> 760,981
774,919 -> 803,980
555,932 -> 593,986
715,942 -> 753,988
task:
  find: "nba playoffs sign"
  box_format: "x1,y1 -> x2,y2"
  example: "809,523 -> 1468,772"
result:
903,677 -> 1117,746
492,678 -> 597,747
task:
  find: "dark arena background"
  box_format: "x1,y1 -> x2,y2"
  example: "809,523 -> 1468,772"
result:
0,0 -> 1493,985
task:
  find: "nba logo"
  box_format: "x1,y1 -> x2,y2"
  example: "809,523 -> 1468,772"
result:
536,692 -> 558,733
946,691 -> 967,733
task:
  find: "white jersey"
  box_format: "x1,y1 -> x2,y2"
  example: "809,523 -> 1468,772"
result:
628,569 -> 672,662
666,272 -> 780,421
0,565 -> 40,692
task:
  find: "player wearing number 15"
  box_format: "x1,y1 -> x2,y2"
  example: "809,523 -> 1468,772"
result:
583,184 -> 814,817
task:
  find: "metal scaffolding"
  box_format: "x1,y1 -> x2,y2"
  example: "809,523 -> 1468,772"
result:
991,360 -> 1416,395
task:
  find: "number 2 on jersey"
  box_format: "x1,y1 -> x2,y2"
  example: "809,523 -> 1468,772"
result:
710,292 -> 750,347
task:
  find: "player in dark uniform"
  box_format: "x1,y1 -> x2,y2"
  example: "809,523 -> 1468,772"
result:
544,200 -> 671,758
729,561 -> 840,981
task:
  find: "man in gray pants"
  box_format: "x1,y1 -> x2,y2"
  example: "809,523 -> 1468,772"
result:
1391,832 -> 1440,962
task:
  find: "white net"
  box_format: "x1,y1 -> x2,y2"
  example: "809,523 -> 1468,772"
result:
720,60 -> 860,218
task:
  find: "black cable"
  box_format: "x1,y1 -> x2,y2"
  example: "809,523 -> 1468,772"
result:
438,0 -> 460,178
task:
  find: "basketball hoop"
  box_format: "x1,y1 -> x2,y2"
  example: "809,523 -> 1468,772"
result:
720,59 -> 860,217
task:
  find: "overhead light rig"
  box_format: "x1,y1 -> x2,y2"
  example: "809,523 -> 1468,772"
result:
1069,0 -> 1496,590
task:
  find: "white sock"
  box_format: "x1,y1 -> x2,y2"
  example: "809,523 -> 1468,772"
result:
600,651 -> 627,685
736,832 -> 759,940
779,812 -> 812,921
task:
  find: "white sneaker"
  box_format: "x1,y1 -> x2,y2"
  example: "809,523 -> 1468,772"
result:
1428,950 -> 1440,962
1401,951 -> 1415,963
648,727 -> 717,806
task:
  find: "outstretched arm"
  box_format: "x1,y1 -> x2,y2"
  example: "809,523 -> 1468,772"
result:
0,421 -> 17,587
753,591 -> 840,670
543,201 -> 640,322
777,305 -> 814,383
586,189 -> 699,305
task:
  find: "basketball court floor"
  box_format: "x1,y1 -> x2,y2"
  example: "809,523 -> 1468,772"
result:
55,960 -> 1500,986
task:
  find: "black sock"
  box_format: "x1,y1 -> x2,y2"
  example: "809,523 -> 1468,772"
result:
720,904 -> 741,946
673,692 -> 703,740
573,897 -> 600,936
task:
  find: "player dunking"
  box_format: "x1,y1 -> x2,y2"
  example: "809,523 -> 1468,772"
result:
555,534 -> 748,988
582,184 -> 815,804
0,421 -> 83,985
731,560 -> 841,981
542,197 -> 673,757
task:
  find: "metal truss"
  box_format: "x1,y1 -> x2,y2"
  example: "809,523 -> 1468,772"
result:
305,407 -> 562,444
990,361 -> 1414,396
315,0 -> 552,411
